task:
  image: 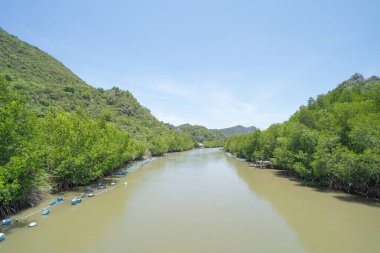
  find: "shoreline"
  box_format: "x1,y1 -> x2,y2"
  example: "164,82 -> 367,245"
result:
1,148 -> 201,220
226,151 -> 380,201
0,155 -> 159,221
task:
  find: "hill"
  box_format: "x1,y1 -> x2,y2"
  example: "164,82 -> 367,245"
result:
219,125 -> 257,137
0,28 -> 85,86
0,27 -> 192,154
225,73 -> 380,198
175,124 -> 226,147
0,27 -> 195,214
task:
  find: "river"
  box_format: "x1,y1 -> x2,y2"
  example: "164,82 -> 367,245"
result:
1,148 -> 380,253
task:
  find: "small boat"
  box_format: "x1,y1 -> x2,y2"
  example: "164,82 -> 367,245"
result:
71,197 -> 82,205
50,200 -> 57,205
110,182 -> 116,186
98,183 -> 105,189
57,196 -> 64,202
28,222 -> 37,227
2,218 -> 12,226
0,233 -> 5,241
87,193 -> 94,197
124,182 -> 128,186
41,209 -> 50,215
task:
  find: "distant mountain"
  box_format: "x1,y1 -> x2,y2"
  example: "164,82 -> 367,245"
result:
219,125 -> 257,137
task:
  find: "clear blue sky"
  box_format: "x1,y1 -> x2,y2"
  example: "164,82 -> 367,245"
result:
1,0 -> 379,129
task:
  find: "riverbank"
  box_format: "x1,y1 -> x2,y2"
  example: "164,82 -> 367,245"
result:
225,150 -> 380,200
2,148 -> 380,253
0,155 -> 158,220
1,146 -> 198,219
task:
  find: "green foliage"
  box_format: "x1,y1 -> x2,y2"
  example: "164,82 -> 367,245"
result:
36,111 -> 146,188
0,28 -> 196,209
0,76 -> 147,205
0,29 -> 84,86
0,77 -> 46,204
0,78 -> 33,166
0,27 -> 194,157
148,133 -> 194,156
225,76 -> 380,197
176,124 -> 225,147
203,139 -> 225,148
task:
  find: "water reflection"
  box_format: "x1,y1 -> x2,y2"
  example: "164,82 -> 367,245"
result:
229,155 -> 380,253
2,149 -> 379,253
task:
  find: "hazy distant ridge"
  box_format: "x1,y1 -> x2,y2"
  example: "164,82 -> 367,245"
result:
218,125 -> 257,137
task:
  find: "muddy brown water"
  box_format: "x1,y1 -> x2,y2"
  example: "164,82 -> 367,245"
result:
1,148 -> 379,253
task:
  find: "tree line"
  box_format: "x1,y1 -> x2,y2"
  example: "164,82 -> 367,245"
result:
0,77 -> 193,215
225,76 -> 380,197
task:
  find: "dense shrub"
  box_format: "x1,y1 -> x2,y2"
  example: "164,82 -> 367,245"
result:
225,76 -> 380,197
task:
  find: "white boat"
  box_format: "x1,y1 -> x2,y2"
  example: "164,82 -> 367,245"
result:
28,222 -> 37,227
0,233 -> 5,241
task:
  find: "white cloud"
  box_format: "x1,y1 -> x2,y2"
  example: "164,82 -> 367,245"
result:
120,76 -> 291,129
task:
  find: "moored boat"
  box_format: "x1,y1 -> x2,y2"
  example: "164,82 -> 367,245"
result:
28,222 -> 37,227
2,218 -> 12,226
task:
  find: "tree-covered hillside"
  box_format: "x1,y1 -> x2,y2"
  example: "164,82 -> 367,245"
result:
0,27 -> 193,155
225,74 -> 380,197
219,125 -> 257,137
0,28 -> 195,215
0,77 -> 147,213
176,124 -> 226,147
0,28 -> 84,86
